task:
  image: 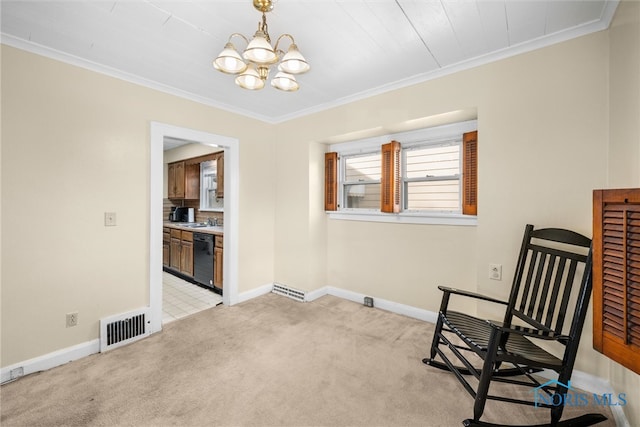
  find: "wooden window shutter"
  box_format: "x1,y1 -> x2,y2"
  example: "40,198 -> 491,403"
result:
381,140 -> 401,213
324,152 -> 338,211
462,131 -> 478,215
593,188 -> 640,375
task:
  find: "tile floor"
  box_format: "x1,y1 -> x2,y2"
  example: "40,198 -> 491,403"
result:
162,271 -> 223,324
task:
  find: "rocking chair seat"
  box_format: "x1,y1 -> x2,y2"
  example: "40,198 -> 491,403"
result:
442,311 -> 563,369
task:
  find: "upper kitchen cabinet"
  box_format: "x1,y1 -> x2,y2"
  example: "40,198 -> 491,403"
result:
216,153 -> 224,199
168,160 -> 199,200
184,163 -> 200,200
167,161 -> 185,199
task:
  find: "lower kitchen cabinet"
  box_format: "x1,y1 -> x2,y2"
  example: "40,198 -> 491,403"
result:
180,231 -> 193,276
168,228 -> 193,277
162,227 -> 170,267
214,235 -> 223,289
170,229 -> 181,270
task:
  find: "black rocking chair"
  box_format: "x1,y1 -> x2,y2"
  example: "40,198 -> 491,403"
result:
423,224 -> 607,427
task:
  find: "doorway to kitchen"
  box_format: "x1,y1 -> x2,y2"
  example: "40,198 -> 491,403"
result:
149,122 -> 239,333
161,271 -> 222,323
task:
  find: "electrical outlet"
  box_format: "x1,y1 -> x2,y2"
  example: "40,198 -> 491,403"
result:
104,212 -> 117,226
489,264 -> 502,281
66,312 -> 78,327
364,296 -> 374,307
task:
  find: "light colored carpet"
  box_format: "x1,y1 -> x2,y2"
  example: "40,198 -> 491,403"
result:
0,294 -> 614,426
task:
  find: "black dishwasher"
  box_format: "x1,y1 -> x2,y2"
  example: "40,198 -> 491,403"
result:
193,233 -> 214,289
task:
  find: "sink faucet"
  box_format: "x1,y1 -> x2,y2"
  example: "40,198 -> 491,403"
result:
207,217 -> 219,226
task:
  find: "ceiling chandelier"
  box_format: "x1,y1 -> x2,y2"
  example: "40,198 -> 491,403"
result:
213,0 -> 310,92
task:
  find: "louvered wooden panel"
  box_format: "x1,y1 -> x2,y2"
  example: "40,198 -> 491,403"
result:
593,188 -> 640,375
324,152 -> 338,211
462,131 -> 478,215
602,208 -> 626,338
381,140 -> 401,213
628,211 -> 640,346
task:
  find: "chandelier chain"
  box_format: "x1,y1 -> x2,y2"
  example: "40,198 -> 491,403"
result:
261,13 -> 271,43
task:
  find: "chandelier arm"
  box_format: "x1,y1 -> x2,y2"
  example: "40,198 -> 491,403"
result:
273,33 -> 295,52
228,32 -> 250,46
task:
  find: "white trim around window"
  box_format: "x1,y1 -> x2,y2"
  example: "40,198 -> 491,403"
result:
327,120 -> 478,226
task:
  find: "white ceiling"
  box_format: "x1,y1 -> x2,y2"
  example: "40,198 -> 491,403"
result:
1,0 -> 619,124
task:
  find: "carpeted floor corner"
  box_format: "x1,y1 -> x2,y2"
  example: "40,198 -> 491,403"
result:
0,294 -> 615,426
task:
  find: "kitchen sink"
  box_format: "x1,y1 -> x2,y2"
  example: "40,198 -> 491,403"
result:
179,223 -> 223,232
183,223 -> 209,228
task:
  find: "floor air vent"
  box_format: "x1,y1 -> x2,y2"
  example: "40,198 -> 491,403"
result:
100,308 -> 151,352
272,283 -> 306,302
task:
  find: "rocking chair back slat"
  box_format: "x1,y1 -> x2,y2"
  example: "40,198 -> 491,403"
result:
555,259 -> 579,334
535,253 -> 557,323
543,256 -> 566,328
517,249 -> 540,314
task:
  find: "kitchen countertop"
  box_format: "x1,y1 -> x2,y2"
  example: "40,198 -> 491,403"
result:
163,222 -> 223,236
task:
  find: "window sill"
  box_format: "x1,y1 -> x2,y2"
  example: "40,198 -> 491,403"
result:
327,210 -> 477,226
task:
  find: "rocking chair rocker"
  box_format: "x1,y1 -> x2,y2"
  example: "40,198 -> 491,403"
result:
424,224 -> 607,427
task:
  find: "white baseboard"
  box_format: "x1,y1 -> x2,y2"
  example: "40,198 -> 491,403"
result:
325,286 -> 439,323
305,286 -> 329,302
236,282 -> 273,304
0,339 -> 100,385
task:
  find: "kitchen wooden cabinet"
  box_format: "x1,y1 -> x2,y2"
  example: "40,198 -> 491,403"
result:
162,227 -> 170,267
180,231 -> 193,276
168,161 -> 185,199
170,229 -> 181,270
216,154 -> 224,199
168,228 -> 194,276
214,235 -> 223,289
185,163 -> 200,200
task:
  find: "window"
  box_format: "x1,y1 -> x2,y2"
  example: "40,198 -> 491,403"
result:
592,188 -> 640,375
199,159 -> 223,211
403,141 -> 461,212
342,151 -> 381,209
324,120 -> 477,225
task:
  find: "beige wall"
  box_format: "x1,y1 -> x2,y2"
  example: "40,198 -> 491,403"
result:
2,1 -> 639,423
0,45 -> 276,366
606,1 -> 640,424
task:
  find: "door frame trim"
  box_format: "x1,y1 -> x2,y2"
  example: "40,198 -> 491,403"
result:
149,122 -> 239,333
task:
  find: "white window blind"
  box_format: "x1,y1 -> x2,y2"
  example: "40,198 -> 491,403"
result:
404,142 -> 461,212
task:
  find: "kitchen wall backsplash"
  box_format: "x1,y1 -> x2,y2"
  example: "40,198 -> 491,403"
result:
163,199 -> 224,224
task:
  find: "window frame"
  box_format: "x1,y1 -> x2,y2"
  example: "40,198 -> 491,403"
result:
401,138 -> 462,214
327,120 -> 478,226
339,149 -> 382,212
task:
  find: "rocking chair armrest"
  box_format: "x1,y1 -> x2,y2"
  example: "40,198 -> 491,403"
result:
437,286 -> 508,306
485,320 -> 570,341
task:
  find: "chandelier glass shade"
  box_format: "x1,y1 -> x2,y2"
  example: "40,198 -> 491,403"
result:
213,0 -> 309,91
